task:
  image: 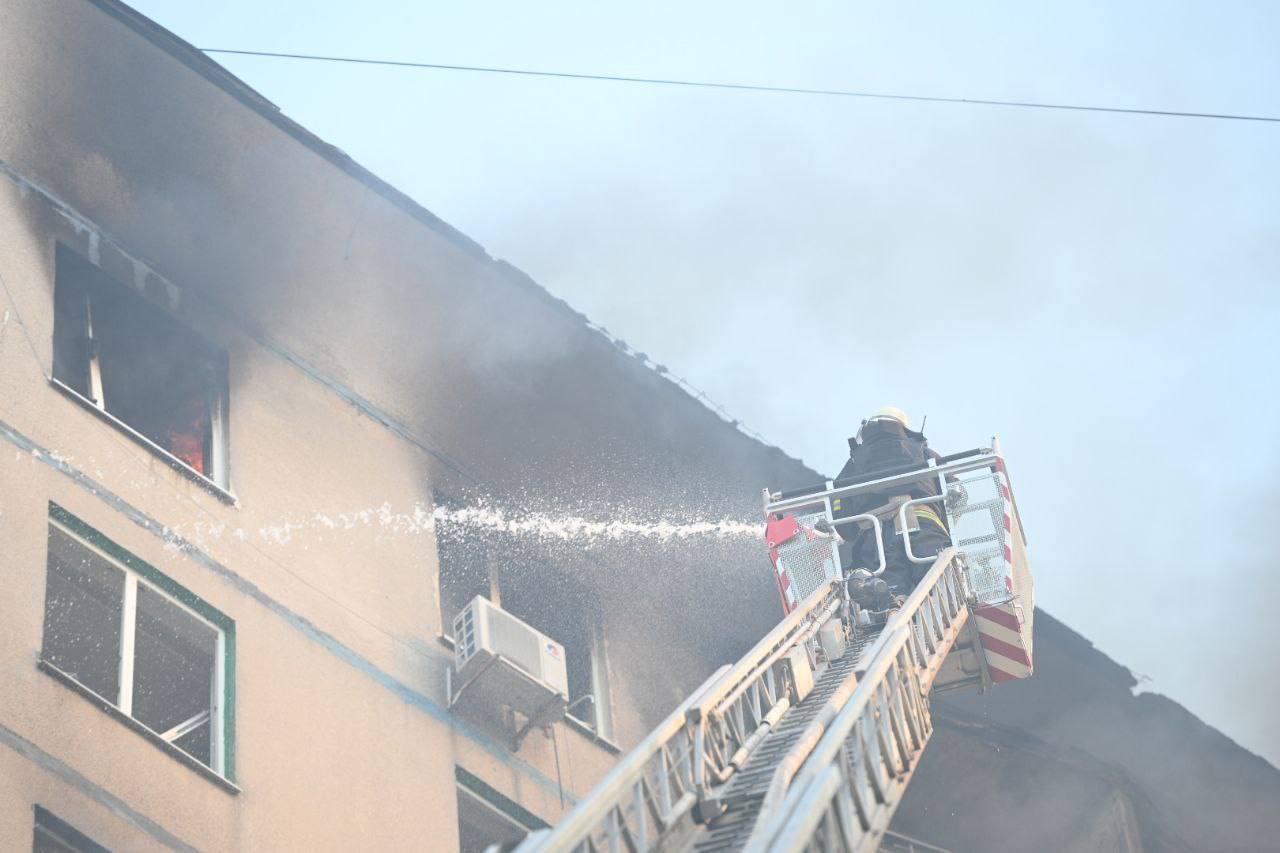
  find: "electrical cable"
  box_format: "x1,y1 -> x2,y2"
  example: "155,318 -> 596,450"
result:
551,723 -> 566,809
200,48 -> 1280,124
0,267 -> 52,379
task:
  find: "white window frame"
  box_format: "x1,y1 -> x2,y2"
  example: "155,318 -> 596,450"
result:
47,517 -> 230,776
565,620 -> 614,740
587,623 -> 614,741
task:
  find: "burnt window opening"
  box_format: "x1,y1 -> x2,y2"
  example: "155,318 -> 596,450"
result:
32,806 -> 110,853
436,508 -> 614,739
52,245 -> 229,487
499,557 -> 613,739
41,511 -> 234,777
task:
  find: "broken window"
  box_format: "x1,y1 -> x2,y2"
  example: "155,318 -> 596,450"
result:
52,245 -> 229,487
32,806 -> 109,853
41,510 -> 233,777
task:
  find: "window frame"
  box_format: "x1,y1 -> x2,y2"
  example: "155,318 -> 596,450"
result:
41,504 -> 237,786
577,620 -> 614,741
455,766 -> 547,852
32,806 -> 110,853
49,244 -> 234,502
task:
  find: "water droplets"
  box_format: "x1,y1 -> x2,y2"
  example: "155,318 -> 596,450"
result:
161,500 -> 763,547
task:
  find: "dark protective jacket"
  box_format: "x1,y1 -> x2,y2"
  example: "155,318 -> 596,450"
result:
834,419 -> 950,591
834,419 -> 942,519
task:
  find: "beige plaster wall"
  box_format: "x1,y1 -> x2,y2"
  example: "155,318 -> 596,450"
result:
0,179 -> 617,850
8,6 -> 1279,853
0,0 -> 816,848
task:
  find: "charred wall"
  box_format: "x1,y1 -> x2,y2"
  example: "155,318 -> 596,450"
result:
901,607 -> 1280,845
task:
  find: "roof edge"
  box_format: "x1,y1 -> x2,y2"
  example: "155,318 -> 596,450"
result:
86,0 -> 490,261
84,0 -> 816,477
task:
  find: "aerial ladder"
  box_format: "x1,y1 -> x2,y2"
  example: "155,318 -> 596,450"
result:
512,444 -> 1034,853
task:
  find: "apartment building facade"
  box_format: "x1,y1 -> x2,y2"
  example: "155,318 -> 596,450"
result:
9,4 -> 1280,853
0,2 -> 813,849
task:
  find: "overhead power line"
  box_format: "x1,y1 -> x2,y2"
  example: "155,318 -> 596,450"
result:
200,48 -> 1280,124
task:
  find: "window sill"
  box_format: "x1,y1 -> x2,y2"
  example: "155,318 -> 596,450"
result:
437,633 -> 621,755
49,378 -> 238,506
38,659 -> 240,795
563,713 -> 622,755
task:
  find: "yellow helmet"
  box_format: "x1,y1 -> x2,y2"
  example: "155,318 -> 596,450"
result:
868,406 -> 909,428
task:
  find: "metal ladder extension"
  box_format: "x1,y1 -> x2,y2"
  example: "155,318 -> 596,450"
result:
511,578 -> 845,853
742,551 -> 971,852
684,625 -> 880,853
515,549 -> 972,853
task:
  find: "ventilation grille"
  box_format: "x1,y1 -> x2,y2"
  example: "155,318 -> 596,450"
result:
778,511 -> 840,602
486,604 -> 545,680
453,604 -> 479,668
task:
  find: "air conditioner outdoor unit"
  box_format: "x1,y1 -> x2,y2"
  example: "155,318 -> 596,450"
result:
450,596 -> 569,726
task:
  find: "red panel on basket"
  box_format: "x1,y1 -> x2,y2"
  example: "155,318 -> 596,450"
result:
765,514 -> 801,549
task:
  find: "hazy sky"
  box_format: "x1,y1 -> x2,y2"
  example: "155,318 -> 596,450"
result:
127,1 -> 1279,763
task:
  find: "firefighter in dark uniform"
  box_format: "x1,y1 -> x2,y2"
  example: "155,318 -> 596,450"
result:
832,407 -> 951,609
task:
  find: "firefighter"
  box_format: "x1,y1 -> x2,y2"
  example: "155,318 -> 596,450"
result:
832,407 -> 950,609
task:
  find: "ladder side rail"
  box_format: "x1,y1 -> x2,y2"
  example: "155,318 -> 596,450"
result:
695,595 -> 841,822
513,664 -> 729,853
690,580 -> 840,725
692,582 -> 842,791
756,765 -> 848,853
517,582 -> 842,853
754,647 -> 866,818
744,551 -> 969,853
744,629 -> 932,853
750,548 -> 965,834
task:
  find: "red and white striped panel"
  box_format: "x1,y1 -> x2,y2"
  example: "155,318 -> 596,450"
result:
976,456 -> 1034,681
974,603 -> 1032,682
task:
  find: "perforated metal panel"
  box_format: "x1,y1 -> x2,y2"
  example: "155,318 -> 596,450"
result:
946,474 -> 1012,605
775,511 -> 841,605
